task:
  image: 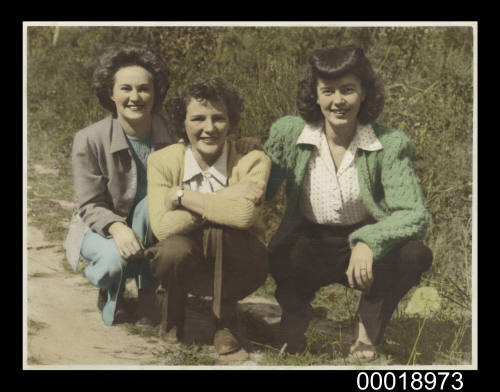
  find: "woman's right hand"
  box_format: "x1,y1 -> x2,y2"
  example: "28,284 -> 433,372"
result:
216,182 -> 264,204
108,221 -> 144,260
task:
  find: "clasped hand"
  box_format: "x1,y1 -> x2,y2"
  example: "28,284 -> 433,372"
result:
346,241 -> 374,292
108,221 -> 144,260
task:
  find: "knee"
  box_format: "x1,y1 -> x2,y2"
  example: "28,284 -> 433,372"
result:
245,253 -> 269,293
399,241 -> 433,275
148,235 -> 199,283
84,250 -> 124,288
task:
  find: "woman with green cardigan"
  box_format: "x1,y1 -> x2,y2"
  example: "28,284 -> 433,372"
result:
264,46 -> 433,362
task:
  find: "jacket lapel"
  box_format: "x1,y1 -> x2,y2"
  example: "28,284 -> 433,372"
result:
109,117 -> 130,154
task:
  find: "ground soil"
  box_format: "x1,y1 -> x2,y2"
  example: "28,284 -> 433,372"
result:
25,222 -> 280,368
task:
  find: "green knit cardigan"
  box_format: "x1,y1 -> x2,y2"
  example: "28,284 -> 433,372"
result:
263,115 -> 431,261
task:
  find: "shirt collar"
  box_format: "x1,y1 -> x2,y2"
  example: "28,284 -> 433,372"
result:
352,123 -> 383,152
296,121 -> 382,152
183,142 -> 229,185
296,122 -> 323,147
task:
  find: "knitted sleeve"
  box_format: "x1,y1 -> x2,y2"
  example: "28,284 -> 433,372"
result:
147,147 -> 204,241
349,131 -> 431,260
263,116 -> 302,199
202,150 -> 271,229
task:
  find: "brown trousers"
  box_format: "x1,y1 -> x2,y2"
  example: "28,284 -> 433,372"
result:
270,220 -> 433,345
147,226 -> 268,332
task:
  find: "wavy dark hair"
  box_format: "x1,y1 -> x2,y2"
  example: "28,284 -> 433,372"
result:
92,45 -> 170,117
296,46 -> 385,125
165,76 -> 246,141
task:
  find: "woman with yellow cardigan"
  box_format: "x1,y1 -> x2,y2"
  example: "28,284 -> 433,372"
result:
145,77 -> 270,357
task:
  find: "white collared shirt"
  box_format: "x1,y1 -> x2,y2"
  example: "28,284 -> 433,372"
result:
182,142 -> 229,194
298,122 -> 383,226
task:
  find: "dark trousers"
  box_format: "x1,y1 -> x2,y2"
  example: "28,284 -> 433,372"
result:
270,221 -> 433,345
147,227 -> 268,332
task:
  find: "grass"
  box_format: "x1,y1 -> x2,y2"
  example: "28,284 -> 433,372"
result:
159,344 -> 217,366
27,356 -> 44,365
28,272 -> 50,278
25,25 -> 474,367
28,318 -> 48,336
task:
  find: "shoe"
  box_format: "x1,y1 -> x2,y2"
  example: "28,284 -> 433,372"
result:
113,306 -> 130,324
97,288 -> 131,324
277,307 -> 313,354
160,326 -> 183,344
214,328 -> 241,355
280,333 -> 307,354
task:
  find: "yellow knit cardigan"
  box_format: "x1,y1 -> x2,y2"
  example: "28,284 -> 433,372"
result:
147,140 -> 271,242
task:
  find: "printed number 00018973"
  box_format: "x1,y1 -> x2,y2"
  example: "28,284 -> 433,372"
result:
356,372 -> 463,391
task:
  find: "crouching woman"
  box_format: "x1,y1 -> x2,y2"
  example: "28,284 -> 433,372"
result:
145,77 -> 270,356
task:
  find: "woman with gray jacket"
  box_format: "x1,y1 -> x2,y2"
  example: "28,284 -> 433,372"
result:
64,45 -> 177,326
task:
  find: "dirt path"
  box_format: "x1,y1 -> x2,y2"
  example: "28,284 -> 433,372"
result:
25,222 -> 281,368
26,223 -> 169,368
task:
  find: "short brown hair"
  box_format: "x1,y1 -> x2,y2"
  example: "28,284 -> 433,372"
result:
92,45 -> 170,117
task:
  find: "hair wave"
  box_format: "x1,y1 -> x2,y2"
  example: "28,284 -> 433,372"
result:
296,46 -> 385,125
92,45 -> 170,117
165,76 -> 245,140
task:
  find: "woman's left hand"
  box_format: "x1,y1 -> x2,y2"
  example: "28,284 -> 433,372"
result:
235,137 -> 263,154
346,241 -> 374,292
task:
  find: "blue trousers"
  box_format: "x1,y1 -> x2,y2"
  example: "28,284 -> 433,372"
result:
81,196 -> 157,325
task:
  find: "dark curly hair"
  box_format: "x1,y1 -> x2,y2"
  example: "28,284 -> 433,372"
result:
92,45 -> 170,117
165,76 -> 246,141
296,46 -> 385,125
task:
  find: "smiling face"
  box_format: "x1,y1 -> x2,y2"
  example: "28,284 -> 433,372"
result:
110,65 -> 155,130
184,97 -> 230,168
316,73 -> 366,132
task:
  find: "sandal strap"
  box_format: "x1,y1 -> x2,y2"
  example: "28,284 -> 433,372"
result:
350,341 -> 377,354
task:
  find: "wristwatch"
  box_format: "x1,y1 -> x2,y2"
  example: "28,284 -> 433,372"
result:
176,186 -> 185,207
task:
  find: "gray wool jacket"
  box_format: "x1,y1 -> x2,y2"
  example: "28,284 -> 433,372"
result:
63,114 -> 177,271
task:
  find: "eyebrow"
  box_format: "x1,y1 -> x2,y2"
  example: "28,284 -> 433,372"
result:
320,83 -> 357,89
118,82 -> 152,87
